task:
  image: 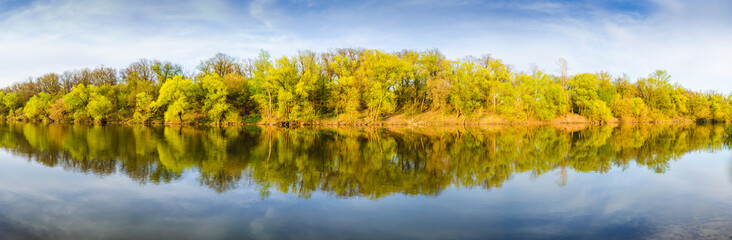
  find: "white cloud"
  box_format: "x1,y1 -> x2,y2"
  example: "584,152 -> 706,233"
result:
0,0 -> 730,92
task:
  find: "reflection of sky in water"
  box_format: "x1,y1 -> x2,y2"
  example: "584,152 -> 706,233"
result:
0,150 -> 730,239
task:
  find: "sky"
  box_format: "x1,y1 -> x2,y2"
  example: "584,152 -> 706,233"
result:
0,0 -> 730,92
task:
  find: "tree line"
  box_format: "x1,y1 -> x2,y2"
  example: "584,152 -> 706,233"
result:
2,48 -> 731,125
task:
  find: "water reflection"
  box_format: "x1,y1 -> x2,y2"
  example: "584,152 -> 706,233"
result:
1,123 -> 729,198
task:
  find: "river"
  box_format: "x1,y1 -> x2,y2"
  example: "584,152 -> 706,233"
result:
0,123 -> 730,239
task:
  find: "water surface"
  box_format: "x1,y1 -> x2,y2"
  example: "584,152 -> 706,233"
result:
0,123 -> 730,239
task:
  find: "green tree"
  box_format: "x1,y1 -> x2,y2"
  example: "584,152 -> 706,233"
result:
449,60 -> 482,115
328,50 -> 363,117
201,73 -> 233,123
4,93 -> 18,115
132,92 -> 154,123
88,93 -> 113,123
568,73 -> 612,121
23,92 -> 52,121
152,61 -> 183,86
359,50 -> 411,120
249,51 -> 278,121
152,75 -> 196,123
609,95 -> 648,121
223,73 -> 255,116
420,50 -> 452,112
516,72 -> 569,121
636,70 -> 676,119
63,84 -> 92,122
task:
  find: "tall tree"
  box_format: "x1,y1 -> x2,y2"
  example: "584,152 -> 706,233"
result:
198,53 -> 242,79
152,75 -> 196,123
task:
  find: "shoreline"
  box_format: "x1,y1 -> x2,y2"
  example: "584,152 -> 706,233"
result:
2,112 -> 705,127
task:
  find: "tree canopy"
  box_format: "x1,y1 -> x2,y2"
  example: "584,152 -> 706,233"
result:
0,49 -> 730,125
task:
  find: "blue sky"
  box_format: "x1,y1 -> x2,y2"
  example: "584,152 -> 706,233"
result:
0,0 -> 730,92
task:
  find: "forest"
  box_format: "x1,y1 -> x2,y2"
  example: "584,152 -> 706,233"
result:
1,48 -> 731,125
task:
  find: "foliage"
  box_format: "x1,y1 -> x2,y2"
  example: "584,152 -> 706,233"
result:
359,50 -> 411,120
0,49 -> 729,124
88,93 -> 113,123
249,51 -> 278,121
4,93 -> 18,114
568,73 -> 613,121
201,73 -> 233,124
152,75 -> 196,123
23,92 -> 52,121
62,84 -> 92,122
132,92 -> 153,123
48,98 -> 69,122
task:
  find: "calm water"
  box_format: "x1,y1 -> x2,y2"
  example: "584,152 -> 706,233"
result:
0,123 -> 730,239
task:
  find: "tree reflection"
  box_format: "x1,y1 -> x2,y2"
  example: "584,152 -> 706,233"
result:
0,123 -> 728,198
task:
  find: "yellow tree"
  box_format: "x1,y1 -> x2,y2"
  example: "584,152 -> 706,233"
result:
420,50 -> 452,112
152,75 -> 196,123
250,51 -> 277,121
358,50 -> 411,121
201,73 -> 233,124
328,50 -> 363,117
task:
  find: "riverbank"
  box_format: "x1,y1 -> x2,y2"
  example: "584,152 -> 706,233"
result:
1,111 -> 705,127
271,111 -> 699,127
